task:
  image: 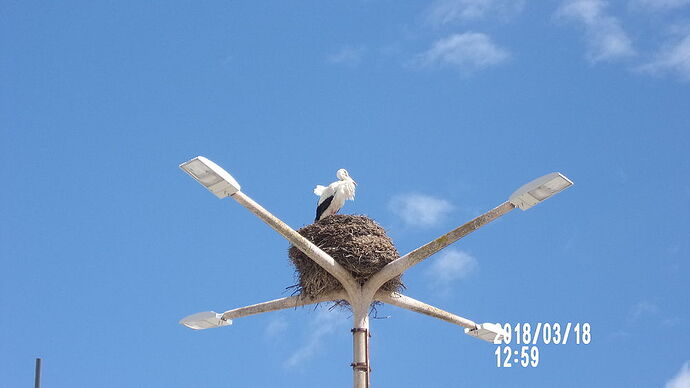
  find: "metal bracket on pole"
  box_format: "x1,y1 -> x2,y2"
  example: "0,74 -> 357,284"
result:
350,362 -> 370,371
351,328 -> 370,336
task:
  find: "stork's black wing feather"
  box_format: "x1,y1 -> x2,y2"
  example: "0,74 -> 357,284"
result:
315,195 -> 334,222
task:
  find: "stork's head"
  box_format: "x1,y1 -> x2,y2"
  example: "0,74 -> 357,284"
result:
337,169 -> 356,185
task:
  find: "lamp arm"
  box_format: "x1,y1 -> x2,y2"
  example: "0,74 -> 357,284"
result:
222,291 -> 348,321
364,201 -> 515,295
375,291 -> 478,329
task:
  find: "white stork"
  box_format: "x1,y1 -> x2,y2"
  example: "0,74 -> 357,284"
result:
314,169 -> 357,222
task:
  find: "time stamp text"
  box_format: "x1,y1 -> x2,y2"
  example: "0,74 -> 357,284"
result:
493,322 -> 591,368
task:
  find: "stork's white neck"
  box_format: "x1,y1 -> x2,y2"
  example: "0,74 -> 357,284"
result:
338,179 -> 356,200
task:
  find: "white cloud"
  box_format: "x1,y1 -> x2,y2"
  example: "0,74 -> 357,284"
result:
628,300 -> 659,322
556,0 -> 635,62
638,35 -> 690,81
284,309 -> 346,368
633,0 -> 690,10
415,32 -> 510,73
326,46 -> 365,67
389,193 -> 455,228
426,249 -> 478,290
666,361 -> 690,388
662,317 -> 682,327
264,316 -> 289,340
426,0 -> 525,25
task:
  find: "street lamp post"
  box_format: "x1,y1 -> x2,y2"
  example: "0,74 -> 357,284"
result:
179,156 -> 573,387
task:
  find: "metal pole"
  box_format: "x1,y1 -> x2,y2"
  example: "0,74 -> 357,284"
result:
34,358 -> 41,388
351,295 -> 371,388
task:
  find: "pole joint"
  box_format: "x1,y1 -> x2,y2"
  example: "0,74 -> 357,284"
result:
350,362 -> 371,371
351,327 -> 371,337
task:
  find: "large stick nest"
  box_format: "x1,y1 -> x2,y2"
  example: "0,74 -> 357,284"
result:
288,214 -> 404,299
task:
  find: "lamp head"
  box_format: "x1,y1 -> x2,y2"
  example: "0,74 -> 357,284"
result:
180,311 -> 232,330
180,156 -> 241,198
509,172 -> 573,210
464,322 -> 508,343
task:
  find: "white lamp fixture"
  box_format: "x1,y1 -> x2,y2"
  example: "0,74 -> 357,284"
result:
509,172 -> 573,210
464,322 -> 508,343
179,156 -> 241,198
179,311 -> 232,330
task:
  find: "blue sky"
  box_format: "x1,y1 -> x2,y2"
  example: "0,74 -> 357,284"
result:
2,0 -> 689,387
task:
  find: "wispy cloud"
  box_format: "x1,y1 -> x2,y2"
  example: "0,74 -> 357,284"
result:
284,309 -> 346,368
414,32 -> 510,73
264,316 -> 289,340
666,361 -> 690,388
555,0 -> 635,63
326,46 -> 365,67
632,0 -> 690,10
426,249 -> 478,293
628,300 -> 659,322
426,0 -> 525,26
638,35 -> 690,81
389,193 -> 455,228
662,317 -> 682,327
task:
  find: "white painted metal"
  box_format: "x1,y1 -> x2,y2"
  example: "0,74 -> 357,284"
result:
180,292 -> 346,329
375,292 -> 478,329
179,311 -> 232,330
230,190 -> 360,295
350,290 -> 371,388
464,323 -> 509,343
221,292 -> 347,321
179,156 -> 241,198
364,201 -> 516,297
509,172 -> 573,210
